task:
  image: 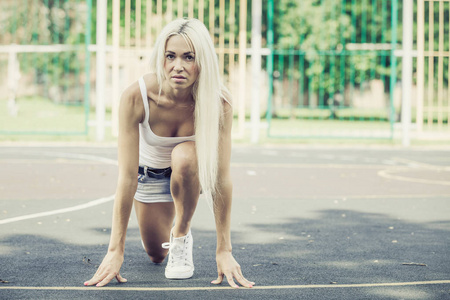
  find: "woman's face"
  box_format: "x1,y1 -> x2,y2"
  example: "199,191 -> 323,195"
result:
164,35 -> 199,90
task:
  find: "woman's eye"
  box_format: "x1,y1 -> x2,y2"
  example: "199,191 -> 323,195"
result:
166,54 -> 175,60
186,55 -> 194,61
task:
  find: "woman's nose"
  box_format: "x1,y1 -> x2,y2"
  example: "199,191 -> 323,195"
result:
174,59 -> 184,71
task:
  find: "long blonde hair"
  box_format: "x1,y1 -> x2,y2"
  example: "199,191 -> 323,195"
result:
149,18 -> 228,198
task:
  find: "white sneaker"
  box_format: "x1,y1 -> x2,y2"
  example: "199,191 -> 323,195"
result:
162,229 -> 194,279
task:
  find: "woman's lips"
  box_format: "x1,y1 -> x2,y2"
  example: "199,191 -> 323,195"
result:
172,75 -> 187,82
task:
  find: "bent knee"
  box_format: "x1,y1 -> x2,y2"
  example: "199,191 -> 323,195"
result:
171,142 -> 197,175
146,250 -> 167,264
149,255 -> 166,264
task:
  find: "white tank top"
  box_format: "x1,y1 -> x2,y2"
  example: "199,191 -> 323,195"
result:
138,77 -> 196,168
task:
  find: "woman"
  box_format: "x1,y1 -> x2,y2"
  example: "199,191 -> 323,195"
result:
84,18 -> 254,289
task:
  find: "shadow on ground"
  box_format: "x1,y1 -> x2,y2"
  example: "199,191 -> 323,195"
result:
1,209 -> 449,299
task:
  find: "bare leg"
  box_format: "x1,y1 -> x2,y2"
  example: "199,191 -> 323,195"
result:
170,141 -> 200,238
134,200 -> 175,263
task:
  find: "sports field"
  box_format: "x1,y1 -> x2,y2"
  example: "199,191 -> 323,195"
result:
0,145 -> 449,299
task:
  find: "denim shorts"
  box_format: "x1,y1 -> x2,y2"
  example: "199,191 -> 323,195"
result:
134,174 -> 173,203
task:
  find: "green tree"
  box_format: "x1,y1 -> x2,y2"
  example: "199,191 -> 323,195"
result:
266,0 -> 448,107
267,0 -> 400,105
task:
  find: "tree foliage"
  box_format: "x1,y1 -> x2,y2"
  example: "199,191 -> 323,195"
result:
267,0 -> 448,98
1,0 -> 448,104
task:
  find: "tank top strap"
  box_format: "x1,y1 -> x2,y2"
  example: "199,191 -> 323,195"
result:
138,76 -> 150,126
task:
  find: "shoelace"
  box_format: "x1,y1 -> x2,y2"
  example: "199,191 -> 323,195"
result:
162,240 -> 191,266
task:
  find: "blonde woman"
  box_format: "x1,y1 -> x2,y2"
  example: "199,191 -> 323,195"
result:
84,18 -> 254,289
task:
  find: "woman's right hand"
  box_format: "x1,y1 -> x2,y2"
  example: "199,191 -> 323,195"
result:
84,251 -> 128,287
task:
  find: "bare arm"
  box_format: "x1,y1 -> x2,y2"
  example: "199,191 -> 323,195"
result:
213,101 -> 233,253
84,82 -> 143,287
211,101 -> 255,288
108,83 -> 142,254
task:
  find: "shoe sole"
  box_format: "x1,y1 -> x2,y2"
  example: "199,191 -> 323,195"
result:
165,270 -> 194,280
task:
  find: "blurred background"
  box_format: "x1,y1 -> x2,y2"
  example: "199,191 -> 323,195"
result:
0,0 -> 448,145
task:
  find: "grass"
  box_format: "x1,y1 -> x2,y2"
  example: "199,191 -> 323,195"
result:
1,96 -> 449,147
0,96 -> 118,143
231,118 -> 398,146
274,107 -> 391,121
0,96 -> 90,133
266,118 -> 392,138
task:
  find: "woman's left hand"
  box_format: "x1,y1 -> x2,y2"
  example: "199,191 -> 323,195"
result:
211,251 -> 255,288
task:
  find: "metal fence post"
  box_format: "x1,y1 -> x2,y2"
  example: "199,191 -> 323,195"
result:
266,0 -> 274,136
402,0 -> 413,146
389,0 -> 398,139
251,0 -> 262,143
84,0 -> 92,135
111,0 -> 120,138
96,0 -> 107,141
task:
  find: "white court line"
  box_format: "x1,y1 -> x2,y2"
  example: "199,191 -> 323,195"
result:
0,151 -> 117,225
0,159 -> 107,164
39,151 -> 118,166
0,280 -> 449,291
0,195 -> 115,225
0,158 -> 382,225
0,150 -> 118,166
1,152 -> 448,224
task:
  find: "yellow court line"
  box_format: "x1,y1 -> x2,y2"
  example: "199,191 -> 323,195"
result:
1,280 -> 449,291
308,194 -> 450,200
377,157 -> 450,186
391,157 -> 450,171
378,169 -> 450,186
